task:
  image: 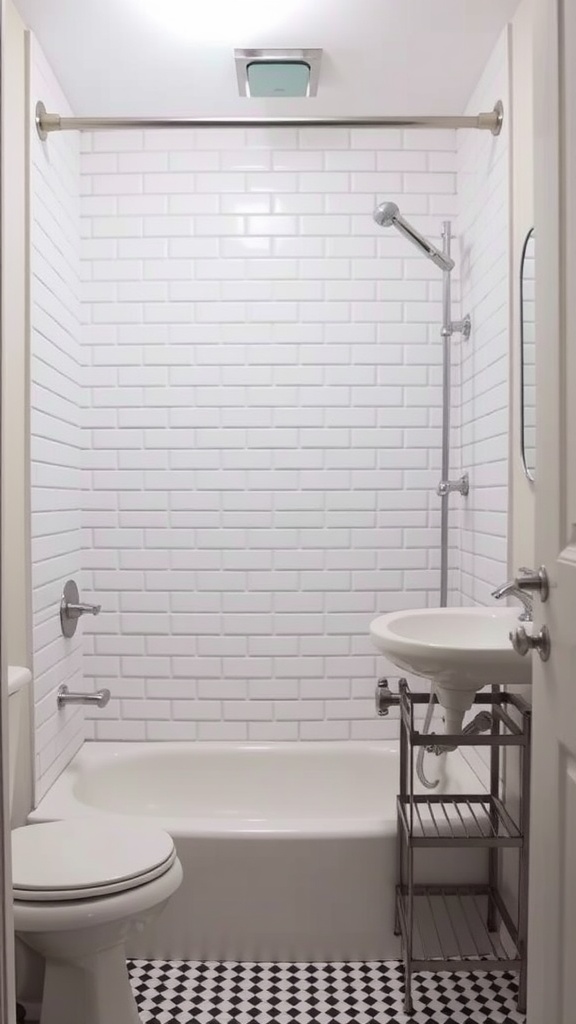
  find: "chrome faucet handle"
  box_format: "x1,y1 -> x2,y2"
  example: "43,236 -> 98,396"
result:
60,579 -> 102,638
515,566 -> 550,601
375,678 -> 401,717
510,625 -> 551,661
65,601 -> 102,618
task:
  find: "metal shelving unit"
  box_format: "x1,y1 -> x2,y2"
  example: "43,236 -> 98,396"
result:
395,681 -> 531,1015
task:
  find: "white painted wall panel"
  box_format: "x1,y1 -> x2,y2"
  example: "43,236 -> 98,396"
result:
30,40 -> 84,798
455,31 -> 510,605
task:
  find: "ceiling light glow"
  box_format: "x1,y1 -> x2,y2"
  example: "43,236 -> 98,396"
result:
132,0 -> 310,46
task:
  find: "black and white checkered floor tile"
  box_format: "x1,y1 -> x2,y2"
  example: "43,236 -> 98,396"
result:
128,959 -> 525,1024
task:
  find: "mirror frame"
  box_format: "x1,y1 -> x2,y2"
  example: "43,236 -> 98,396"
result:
520,226 -> 535,482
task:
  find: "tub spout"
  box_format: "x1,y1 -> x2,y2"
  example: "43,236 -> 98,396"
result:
57,685 -> 111,709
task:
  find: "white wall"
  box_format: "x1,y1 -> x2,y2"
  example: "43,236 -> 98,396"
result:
456,30 -> 511,606
2,4 -> 31,1011
29,39 -> 84,799
501,0 -> 535,922
79,127 -> 459,740
2,2 -> 31,674
509,0 -> 535,574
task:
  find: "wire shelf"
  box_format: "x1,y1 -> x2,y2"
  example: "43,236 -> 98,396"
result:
393,884 -> 520,970
398,794 -> 522,848
396,885 -> 521,972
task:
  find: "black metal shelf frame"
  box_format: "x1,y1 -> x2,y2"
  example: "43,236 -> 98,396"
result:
395,681 -> 531,1016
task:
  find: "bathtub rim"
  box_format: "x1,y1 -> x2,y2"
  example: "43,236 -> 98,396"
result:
27,739 -> 485,840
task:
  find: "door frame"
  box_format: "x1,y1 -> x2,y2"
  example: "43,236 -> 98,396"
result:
526,0 -> 576,1019
0,0 -> 17,1016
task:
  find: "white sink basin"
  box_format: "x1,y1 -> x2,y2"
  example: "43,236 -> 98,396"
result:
370,606 -> 531,731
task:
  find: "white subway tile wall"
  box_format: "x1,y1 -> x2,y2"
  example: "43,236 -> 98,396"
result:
79,127 -> 461,741
30,40 -> 84,799
456,31 -> 510,605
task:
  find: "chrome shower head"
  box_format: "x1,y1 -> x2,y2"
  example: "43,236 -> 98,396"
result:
373,201 -> 455,272
373,201 -> 401,228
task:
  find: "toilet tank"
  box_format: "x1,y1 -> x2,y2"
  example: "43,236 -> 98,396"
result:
8,667 -> 33,827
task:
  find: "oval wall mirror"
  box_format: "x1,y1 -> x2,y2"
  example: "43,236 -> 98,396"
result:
520,227 -> 535,481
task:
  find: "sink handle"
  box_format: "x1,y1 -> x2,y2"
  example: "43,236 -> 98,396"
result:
516,566 -> 550,601
375,678 -> 400,717
510,625 -> 551,662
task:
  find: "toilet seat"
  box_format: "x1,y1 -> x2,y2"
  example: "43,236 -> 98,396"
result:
12,819 -> 176,902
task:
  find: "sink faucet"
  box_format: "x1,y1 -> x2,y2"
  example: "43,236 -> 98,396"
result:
492,577 -> 533,622
492,566 -> 550,622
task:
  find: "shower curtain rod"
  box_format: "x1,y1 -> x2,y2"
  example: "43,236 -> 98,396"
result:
35,100 -> 503,139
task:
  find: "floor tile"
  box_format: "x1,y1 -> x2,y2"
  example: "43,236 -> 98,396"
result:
128,959 -> 525,1023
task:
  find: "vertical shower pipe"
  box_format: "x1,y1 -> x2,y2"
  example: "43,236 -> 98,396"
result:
414,223 -> 454,790
437,221 -> 469,605
439,222 -> 453,608
419,221 -> 470,787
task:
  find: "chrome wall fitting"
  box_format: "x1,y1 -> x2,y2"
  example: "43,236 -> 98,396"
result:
436,473 -> 470,498
375,678 -> 401,717
57,685 -> 111,709
514,565 -> 550,602
509,624 -> 551,662
35,100 -> 48,141
441,313 -> 472,339
60,580 -> 102,638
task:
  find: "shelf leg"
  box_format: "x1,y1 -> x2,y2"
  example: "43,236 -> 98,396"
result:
396,703 -> 407,938
517,965 -> 527,1014
394,895 -> 401,937
395,814 -> 403,936
516,709 -> 532,1014
487,861 -> 499,932
487,685 -> 500,932
402,948 -> 414,1016
403,842 -> 415,1015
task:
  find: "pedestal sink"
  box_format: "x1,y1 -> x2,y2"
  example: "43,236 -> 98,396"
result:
369,607 -> 531,733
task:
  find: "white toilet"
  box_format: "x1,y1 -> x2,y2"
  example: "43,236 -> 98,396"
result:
9,670 -> 183,1024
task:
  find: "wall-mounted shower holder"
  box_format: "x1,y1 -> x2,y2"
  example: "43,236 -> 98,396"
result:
436,472 -> 469,498
441,313 -> 471,339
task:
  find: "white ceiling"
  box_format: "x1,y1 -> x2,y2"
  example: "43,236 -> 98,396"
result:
14,0 -> 520,118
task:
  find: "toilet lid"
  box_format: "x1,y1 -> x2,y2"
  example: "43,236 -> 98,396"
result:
12,820 -> 176,902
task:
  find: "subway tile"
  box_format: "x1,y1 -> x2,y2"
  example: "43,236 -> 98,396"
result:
221,151 -> 271,171
248,722 -> 298,741
246,172 -> 297,193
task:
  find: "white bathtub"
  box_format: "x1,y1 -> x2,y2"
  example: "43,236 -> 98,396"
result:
29,741 -> 487,961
